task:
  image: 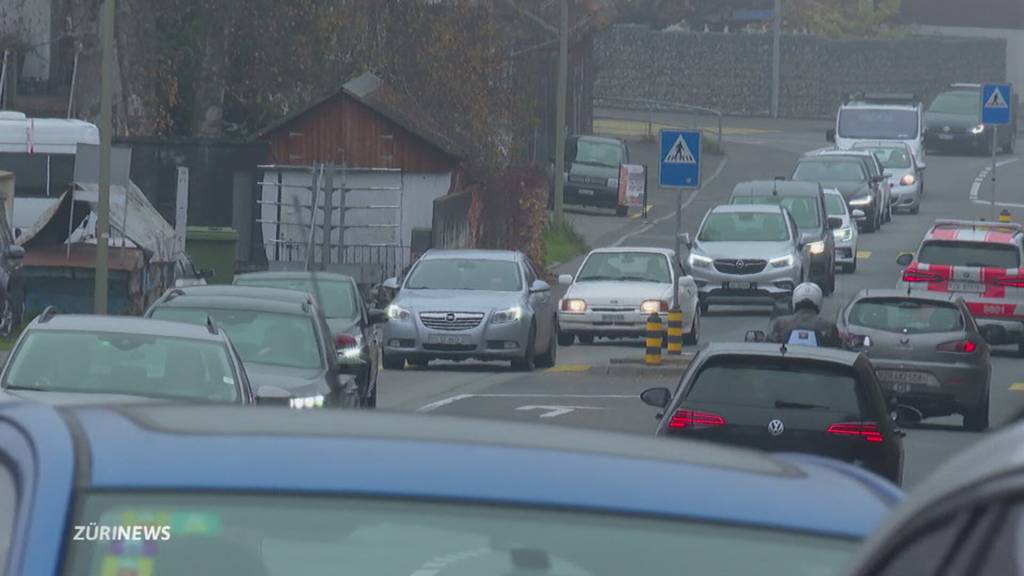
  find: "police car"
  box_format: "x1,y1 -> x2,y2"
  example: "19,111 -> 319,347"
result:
898,220 -> 1024,356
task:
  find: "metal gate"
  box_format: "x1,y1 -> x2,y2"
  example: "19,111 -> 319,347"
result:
257,164 -> 407,286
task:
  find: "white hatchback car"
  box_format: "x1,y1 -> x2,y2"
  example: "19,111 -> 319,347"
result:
557,247 -> 699,345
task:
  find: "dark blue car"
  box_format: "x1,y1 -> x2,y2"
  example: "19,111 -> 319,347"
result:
0,403 -> 902,575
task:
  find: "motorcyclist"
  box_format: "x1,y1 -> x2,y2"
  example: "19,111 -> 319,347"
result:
768,282 -> 842,347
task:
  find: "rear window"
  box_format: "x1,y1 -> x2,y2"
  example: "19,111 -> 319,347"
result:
849,298 -> 965,334
731,196 -> 820,230
918,240 -> 1020,269
687,358 -> 862,414
792,159 -> 866,182
824,195 -> 846,216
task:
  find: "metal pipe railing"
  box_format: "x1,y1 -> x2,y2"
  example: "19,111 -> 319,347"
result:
594,96 -> 724,148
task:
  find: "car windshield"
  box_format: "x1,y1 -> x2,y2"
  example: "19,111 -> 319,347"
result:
918,240 -> 1020,268
857,147 -> 912,169
405,259 -> 522,291
838,108 -> 919,139
149,308 -> 323,370
793,160 -> 866,182
687,358 -> 862,415
928,91 -> 980,116
849,298 -> 965,334
3,331 -> 238,402
576,252 -> 671,283
568,138 -> 624,167
732,196 -> 821,230
63,492 -> 859,576
234,277 -> 359,320
824,195 -> 847,216
697,212 -> 789,242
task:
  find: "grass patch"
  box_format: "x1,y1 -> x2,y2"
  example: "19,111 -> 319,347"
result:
0,325 -> 25,351
544,218 -> 589,266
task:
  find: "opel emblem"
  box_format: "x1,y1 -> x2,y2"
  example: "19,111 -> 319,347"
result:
735,260 -> 746,269
610,299 -> 618,304
963,272 -> 970,279
445,313 -> 456,323
943,126 -> 950,133
768,419 -> 785,436
900,336 -> 910,345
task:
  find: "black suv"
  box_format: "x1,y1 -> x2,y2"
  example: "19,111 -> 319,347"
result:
560,135 -> 630,216
729,180 -> 840,296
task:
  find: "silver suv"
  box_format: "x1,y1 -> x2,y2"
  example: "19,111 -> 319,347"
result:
682,204 -> 806,312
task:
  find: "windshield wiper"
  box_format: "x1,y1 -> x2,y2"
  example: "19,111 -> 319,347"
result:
619,276 -> 657,282
775,400 -> 832,410
577,275 -> 615,281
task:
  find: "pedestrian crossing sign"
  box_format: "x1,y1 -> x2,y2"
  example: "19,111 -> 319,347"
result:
981,84 -> 1012,125
659,129 -> 702,189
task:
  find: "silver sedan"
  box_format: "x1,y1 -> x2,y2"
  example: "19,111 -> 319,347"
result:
838,289 -> 991,431
557,247 -> 700,345
852,141 -> 924,214
825,188 -> 860,273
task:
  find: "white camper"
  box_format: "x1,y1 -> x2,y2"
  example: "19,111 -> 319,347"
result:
0,111 -> 100,197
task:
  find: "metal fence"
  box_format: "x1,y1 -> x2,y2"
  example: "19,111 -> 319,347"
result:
593,96 -> 723,146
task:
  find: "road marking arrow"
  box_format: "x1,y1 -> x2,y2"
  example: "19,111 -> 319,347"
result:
516,405 -> 606,418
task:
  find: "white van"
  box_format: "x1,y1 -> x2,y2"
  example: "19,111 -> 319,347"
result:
826,93 -> 927,172
0,111 -> 100,197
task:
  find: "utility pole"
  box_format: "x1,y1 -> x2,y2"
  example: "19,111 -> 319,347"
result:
553,0 -> 568,224
771,0 -> 782,119
94,0 -> 114,314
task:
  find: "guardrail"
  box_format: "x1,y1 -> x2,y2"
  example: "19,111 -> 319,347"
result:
594,97 -> 724,147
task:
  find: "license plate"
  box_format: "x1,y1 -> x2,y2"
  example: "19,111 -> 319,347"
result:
602,314 -> 626,322
725,282 -> 753,290
877,370 -> 930,385
428,334 -> 465,345
578,189 -> 595,196
938,134 -> 954,141
948,281 -> 985,293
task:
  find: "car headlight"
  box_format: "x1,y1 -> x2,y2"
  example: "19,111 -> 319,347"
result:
386,304 -> 411,321
688,253 -> 713,268
833,226 -> 854,242
607,177 -> 619,188
640,300 -> 668,314
561,299 -> 587,313
849,195 -> 873,206
971,124 -> 985,135
806,240 -> 826,256
289,395 -> 325,409
900,174 -> 916,186
769,255 -> 794,268
492,306 -> 523,324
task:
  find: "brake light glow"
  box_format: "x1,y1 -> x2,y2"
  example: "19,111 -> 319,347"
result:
668,409 -> 726,430
994,276 -> 1024,288
937,339 -> 978,354
335,334 -> 358,348
902,269 -> 941,283
827,422 -> 883,443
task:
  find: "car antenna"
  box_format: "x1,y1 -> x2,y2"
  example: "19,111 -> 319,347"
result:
772,179 -> 778,196
779,342 -> 787,355
205,315 -> 218,335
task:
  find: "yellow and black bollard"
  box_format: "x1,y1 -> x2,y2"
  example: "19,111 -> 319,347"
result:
645,313 -> 663,365
1000,209 -> 1012,223
666,308 -> 684,355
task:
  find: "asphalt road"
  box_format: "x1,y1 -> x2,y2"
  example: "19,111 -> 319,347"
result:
379,113 -> 1024,490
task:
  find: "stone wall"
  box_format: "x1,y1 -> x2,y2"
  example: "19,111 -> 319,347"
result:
595,26 -> 1007,119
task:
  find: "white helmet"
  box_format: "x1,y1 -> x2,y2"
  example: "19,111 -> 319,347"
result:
792,282 -> 823,312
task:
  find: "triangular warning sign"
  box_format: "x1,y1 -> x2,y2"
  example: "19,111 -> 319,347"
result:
664,135 -> 696,164
985,87 -> 1009,109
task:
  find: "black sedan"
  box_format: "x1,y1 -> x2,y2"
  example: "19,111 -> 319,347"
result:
924,84 -> 1017,155
146,286 -> 359,409
234,271 -> 387,408
641,342 -> 904,484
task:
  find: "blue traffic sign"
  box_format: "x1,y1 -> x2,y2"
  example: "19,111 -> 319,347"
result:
659,130 -> 702,189
981,83 -> 1012,125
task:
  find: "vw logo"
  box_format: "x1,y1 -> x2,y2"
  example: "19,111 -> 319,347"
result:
445,313 -> 456,323
767,419 -> 785,436
735,260 -> 746,269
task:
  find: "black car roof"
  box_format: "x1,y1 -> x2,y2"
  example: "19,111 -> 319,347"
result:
697,342 -> 862,368
235,271 -> 356,285
731,180 -> 824,198
27,315 -> 229,343
150,294 -> 315,317
161,285 -> 315,304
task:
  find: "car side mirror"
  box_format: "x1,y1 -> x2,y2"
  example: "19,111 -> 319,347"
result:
382,277 -> 400,290
530,279 -> 551,293
678,233 -> 691,249
826,128 -> 836,143
367,309 -> 389,325
896,253 -> 914,267
827,216 -> 843,230
256,385 -> 291,406
5,245 -> 24,260
558,274 -> 573,286
871,175 -> 886,184
640,387 -> 672,409
199,268 -> 215,279
744,330 -> 767,343
851,209 -> 866,219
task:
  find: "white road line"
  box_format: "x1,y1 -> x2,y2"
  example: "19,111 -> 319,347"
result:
416,393 -> 637,412
969,157 -> 1020,204
416,394 -> 474,412
408,548 -> 490,576
611,154 -> 729,247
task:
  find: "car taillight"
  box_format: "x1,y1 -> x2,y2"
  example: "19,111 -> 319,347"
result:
994,276 -> 1024,288
335,334 -> 357,348
902,269 -> 941,283
827,422 -> 883,443
937,339 -> 978,353
668,409 -> 726,429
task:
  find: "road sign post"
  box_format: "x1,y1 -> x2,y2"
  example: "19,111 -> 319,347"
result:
981,83 -> 1013,219
660,129 -> 702,314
